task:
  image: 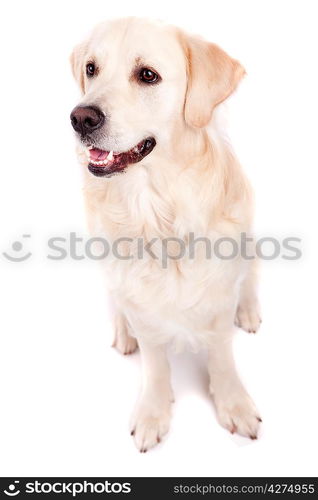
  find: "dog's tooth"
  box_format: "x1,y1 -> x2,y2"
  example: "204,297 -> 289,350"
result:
107,150 -> 114,161
88,145 -> 93,150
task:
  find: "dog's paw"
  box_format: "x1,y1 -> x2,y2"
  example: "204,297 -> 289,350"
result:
214,389 -> 262,439
235,300 -> 262,334
112,314 -> 138,355
130,399 -> 171,452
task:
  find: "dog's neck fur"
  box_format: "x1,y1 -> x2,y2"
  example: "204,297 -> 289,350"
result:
83,123 -> 252,242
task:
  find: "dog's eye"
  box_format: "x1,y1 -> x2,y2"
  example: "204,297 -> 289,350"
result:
86,62 -> 96,77
139,68 -> 160,84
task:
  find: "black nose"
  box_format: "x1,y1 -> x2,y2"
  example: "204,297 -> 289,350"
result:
70,105 -> 105,136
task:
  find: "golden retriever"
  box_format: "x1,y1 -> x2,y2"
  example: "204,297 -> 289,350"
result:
70,17 -> 262,452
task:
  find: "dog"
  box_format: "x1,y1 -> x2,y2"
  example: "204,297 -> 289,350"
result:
70,17 -> 262,452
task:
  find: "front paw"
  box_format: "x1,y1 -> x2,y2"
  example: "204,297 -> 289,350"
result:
214,388 -> 262,440
130,396 -> 172,452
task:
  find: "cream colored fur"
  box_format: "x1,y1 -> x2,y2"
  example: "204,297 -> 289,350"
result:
71,17 -> 262,451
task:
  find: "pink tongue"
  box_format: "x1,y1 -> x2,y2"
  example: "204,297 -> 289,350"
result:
89,148 -> 109,161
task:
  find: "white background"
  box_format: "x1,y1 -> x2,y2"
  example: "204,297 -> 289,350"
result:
0,0 -> 317,477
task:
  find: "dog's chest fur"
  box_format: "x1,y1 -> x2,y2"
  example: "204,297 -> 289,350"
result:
83,150 -> 249,348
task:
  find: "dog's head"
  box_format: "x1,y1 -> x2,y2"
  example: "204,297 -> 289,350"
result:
70,18 -> 244,177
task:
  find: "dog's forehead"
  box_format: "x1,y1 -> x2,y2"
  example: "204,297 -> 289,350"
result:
88,18 -> 185,70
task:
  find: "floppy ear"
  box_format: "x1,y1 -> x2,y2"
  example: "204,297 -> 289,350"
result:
70,42 -> 87,94
183,35 -> 245,128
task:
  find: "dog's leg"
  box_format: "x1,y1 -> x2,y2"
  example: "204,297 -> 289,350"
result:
208,317 -> 261,439
235,260 -> 262,333
112,312 -> 138,355
130,339 -> 173,452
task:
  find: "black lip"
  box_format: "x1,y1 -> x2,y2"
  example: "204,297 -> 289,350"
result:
87,137 -> 156,178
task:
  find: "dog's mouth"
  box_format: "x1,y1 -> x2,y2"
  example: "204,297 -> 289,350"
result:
85,137 -> 156,177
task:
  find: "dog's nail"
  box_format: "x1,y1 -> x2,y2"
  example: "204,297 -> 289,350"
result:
230,423 -> 237,434
157,436 -> 161,443
130,429 -> 135,436
257,417 -> 262,422
250,434 -> 257,440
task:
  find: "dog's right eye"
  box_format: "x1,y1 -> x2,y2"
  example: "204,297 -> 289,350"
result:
86,62 -> 96,77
